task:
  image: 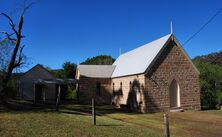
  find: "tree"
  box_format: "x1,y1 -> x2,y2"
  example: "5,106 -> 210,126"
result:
193,54 -> 222,109
0,0 -> 37,102
0,39 -> 14,72
81,55 -> 115,65
61,62 -> 77,102
48,62 -> 77,79
194,51 -> 222,66
62,62 -> 77,78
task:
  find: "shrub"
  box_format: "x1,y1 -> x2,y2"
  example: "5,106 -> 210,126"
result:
66,85 -> 77,100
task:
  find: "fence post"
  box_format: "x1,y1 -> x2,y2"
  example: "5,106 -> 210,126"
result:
33,84 -> 36,105
92,98 -> 96,125
56,85 -> 61,111
164,113 -> 170,137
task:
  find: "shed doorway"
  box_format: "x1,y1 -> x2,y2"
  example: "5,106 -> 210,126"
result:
169,80 -> 180,108
55,84 -> 68,101
35,84 -> 43,100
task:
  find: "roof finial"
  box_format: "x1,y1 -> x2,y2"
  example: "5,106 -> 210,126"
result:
119,48 -> 122,56
170,21 -> 173,34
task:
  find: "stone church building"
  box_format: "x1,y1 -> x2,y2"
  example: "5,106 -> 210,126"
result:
76,34 -> 201,112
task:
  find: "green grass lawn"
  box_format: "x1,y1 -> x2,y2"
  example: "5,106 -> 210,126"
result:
0,100 -> 222,137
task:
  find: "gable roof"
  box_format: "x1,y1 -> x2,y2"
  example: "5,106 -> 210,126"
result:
77,65 -> 115,78
111,34 -> 199,78
20,64 -> 55,80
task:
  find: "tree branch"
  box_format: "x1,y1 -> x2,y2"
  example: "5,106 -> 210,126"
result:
13,45 -> 25,68
0,31 -> 16,41
0,13 -> 18,35
21,0 -> 38,16
1,0 -> 38,86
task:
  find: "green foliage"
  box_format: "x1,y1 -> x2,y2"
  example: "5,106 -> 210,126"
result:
194,51 -> 222,66
0,74 -> 18,98
5,79 -> 18,97
62,62 -> 77,78
66,85 -> 77,99
0,39 -> 14,71
49,62 -> 77,78
81,55 -> 115,65
50,69 -> 64,78
193,53 -> 222,109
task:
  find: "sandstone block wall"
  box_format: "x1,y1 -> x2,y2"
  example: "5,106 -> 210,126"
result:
111,74 -> 146,112
144,42 -> 201,112
78,77 -> 112,104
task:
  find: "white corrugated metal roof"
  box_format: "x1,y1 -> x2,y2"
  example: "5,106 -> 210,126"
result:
77,65 -> 116,78
77,33 -> 199,78
111,34 -> 172,78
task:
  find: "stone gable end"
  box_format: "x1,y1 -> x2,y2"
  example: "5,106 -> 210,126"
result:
143,41 -> 201,112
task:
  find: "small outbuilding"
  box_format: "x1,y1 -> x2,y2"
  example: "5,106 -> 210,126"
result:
19,64 -> 77,101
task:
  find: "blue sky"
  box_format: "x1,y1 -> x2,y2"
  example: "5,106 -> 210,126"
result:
0,0 -> 221,71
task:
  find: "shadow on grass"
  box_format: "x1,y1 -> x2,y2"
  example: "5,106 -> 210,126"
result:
0,99 -> 135,116
0,99 -> 59,113
59,110 -> 89,115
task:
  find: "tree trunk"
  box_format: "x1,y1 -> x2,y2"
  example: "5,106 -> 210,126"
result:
4,16 -> 23,84
0,15 -> 24,103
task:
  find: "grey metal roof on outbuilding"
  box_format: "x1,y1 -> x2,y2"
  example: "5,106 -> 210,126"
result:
34,78 -> 78,84
77,65 -> 116,78
20,64 -> 55,80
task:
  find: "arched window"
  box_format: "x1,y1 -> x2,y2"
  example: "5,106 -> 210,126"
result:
169,79 -> 180,107
129,81 -> 132,90
119,82 -> 123,95
112,83 -> 115,93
